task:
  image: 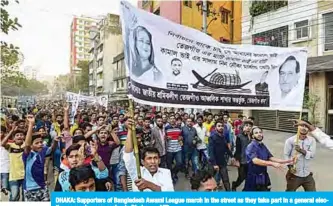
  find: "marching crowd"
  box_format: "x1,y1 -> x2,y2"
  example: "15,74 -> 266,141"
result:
0,101 -> 332,201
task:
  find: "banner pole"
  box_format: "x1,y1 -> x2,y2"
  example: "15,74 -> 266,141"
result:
291,111 -> 303,174
128,98 -> 142,179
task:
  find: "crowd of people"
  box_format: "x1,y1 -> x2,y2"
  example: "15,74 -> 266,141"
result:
0,101 -> 332,201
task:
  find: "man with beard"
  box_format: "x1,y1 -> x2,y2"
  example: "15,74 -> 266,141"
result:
182,117 -> 199,179
290,119 -> 333,150
284,120 -> 316,191
137,117 -> 153,151
209,120 -> 233,191
232,120 -> 253,191
123,119 -> 174,191
151,115 -> 167,168
244,127 -> 293,191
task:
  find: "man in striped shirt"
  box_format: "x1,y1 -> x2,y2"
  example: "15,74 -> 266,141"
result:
165,115 -> 182,183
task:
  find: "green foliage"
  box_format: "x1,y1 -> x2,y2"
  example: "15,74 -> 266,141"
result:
304,92 -> 321,126
250,1 -> 288,17
1,0 -> 22,68
76,60 -> 90,93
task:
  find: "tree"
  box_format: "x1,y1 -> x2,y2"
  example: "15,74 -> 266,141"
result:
1,0 -> 22,68
76,60 -> 90,93
304,92 -> 321,126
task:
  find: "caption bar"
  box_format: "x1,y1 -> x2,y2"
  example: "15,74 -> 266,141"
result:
52,192 -> 332,206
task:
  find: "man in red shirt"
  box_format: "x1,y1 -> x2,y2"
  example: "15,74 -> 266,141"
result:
233,114 -> 243,136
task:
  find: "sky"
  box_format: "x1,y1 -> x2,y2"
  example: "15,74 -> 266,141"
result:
4,0 -> 138,77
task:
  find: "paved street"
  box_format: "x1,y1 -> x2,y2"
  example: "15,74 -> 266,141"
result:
175,129 -> 333,191
1,130 -> 332,201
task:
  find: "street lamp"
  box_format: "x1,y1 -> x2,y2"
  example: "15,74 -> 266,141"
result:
196,0 -> 219,33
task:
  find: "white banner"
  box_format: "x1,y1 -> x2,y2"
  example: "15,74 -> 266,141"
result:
65,92 -> 97,104
98,95 -> 109,108
120,1 -> 307,111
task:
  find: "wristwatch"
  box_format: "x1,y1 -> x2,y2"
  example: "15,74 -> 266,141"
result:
93,155 -> 102,163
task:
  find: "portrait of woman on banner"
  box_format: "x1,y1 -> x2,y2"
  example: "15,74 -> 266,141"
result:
130,26 -> 163,82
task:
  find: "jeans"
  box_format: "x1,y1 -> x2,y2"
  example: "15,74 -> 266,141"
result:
166,151 -> 182,179
0,173 -> 9,191
9,179 -> 24,201
159,155 -> 167,169
184,147 -> 199,175
198,149 -> 209,170
111,164 -> 120,191
215,166 -> 231,191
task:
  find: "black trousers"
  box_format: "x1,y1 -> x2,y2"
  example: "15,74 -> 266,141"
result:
233,163 -> 248,189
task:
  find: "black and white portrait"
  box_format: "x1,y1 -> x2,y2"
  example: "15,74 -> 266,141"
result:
255,71 -> 269,95
100,96 -> 108,106
171,58 -> 182,76
130,26 -> 163,82
278,56 -> 300,98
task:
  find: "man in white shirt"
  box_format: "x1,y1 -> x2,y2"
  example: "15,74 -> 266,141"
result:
123,119 -> 174,192
194,115 -> 209,169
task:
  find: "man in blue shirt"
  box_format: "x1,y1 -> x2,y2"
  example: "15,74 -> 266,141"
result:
23,115 -> 59,201
209,120 -> 233,191
244,126 -> 293,191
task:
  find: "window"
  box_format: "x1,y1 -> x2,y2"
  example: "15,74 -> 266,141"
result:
79,31 -> 84,35
116,80 -> 119,89
220,37 -> 230,44
295,20 -> 309,39
154,8 -> 160,15
184,0 -> 192,8
324,12 -> 333,51
79,25 -> 83,29
253,25 -> 289,47
221,9 -> 229,24
121,79 -> 124,88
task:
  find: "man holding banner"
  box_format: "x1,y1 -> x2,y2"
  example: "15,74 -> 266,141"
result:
123,119 -> 174,192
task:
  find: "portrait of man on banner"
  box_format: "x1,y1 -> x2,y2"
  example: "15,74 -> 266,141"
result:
278,55 -> 300,99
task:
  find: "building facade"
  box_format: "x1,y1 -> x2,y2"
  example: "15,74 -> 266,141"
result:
110,52 -> 128,105
241,0 -> 333,136
88,14 -> 123,96
23,66 -> 39,80
138,0 -> 242,43
70,16 -> 100,75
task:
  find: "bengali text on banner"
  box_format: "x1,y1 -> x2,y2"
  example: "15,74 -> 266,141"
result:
120,1 -> 308,111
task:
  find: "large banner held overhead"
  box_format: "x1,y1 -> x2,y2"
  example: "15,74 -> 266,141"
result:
120,1 -> 307,111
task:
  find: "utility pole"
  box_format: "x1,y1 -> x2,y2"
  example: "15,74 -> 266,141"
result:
230,0 -> 234,43
202,0 -> 208,34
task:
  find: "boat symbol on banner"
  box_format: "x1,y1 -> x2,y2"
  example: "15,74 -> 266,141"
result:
192,69 -> 252,94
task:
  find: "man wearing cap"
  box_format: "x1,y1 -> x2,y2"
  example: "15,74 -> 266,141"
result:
284,120 -> 317,191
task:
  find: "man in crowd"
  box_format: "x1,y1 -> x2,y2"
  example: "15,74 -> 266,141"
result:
190,170 -> 217,191
123,119 -> 174,191
232,120 -> 253,191
284,120 -> 316,191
